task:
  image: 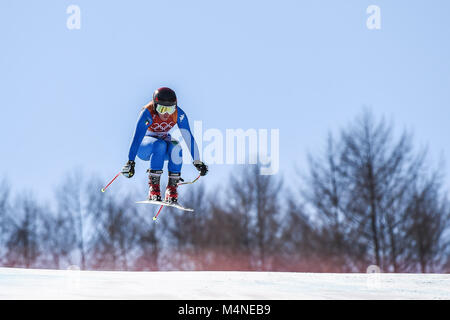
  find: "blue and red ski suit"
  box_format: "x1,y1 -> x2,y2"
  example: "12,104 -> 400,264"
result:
127,102 -> 200,173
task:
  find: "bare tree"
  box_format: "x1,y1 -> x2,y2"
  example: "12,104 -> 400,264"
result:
301,135 -> 367,272
4,193 -> 42,268
279,199 -> 322,271
164,183 -> 211,270
403,174 -> 450,272
133,215 -> 160,271
215,169 -> 256,270
338,110 -> 427,271
301,109 -> 449,272
252,165 -> 283,270
40,206 -> 78,269
84,176 -> 160,271
55,171 -> 87,269
162,164 -> 283,271
215,164 -> 283,270
0,179 -> 10,265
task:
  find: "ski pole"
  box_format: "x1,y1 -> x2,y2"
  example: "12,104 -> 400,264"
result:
177,174 -> 201,186
153,205 -> 164,221
101,171 -> 121,192
152,174 -> 202,221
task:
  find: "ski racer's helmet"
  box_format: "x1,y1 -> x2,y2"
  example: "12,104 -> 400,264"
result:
153,87 -> 177,107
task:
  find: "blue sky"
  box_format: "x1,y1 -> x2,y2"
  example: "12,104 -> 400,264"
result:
1,0 -> 449,201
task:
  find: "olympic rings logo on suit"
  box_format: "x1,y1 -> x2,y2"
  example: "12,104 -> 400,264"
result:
149,121 -> 176,132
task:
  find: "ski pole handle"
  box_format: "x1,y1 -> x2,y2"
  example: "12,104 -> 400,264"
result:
101,171 -> 121,192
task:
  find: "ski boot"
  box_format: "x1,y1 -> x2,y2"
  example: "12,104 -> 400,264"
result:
164,172 -> 181,204
147,169 -> 163,201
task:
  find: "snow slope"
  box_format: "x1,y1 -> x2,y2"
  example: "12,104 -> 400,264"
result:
0,267 -> 449,299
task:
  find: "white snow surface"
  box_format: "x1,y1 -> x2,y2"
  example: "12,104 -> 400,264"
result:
0,267 -> 449,300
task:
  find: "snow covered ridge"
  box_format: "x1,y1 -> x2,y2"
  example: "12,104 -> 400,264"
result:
0,268 -> 450,300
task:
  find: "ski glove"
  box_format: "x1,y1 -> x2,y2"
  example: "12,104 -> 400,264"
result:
122,160 -> 135,178
193,160 -> 208,176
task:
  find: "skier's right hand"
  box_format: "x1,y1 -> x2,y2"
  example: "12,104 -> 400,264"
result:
122,160 -> 135,178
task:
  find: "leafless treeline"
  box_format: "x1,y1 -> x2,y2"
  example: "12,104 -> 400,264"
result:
0,111 -> 449,272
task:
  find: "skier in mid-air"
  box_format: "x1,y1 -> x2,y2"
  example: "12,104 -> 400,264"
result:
121,87 -> 208,205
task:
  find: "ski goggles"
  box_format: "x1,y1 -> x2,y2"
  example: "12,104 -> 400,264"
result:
156,104 -> 176,115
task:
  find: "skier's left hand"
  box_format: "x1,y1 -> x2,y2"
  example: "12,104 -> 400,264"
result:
193,160 -> 208,176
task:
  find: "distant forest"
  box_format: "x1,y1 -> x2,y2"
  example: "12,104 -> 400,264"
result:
1,110 -> 449,273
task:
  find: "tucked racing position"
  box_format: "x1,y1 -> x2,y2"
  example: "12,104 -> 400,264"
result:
121,87 -> 208,205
